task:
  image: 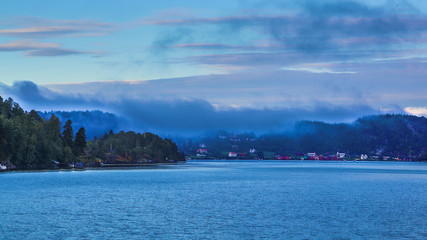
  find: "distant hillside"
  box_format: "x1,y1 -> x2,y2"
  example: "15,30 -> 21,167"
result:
39,110 -> 121,139
181,115 -> 427,160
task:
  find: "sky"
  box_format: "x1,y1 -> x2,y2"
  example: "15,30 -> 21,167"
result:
1,0 -> 427,134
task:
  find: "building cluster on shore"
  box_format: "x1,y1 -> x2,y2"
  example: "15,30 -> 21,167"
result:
189,144 -> 416,161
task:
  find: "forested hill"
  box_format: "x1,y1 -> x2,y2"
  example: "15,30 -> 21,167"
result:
0,97 -> 184,169
38,110 -> 121,139
288,114 -> 427,158
88,131 -> 185,164
181,114 -> 427,160
275,114 -> 427,157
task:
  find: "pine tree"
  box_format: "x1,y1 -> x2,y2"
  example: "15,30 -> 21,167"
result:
63,146 -> 73,163
46,114 -> 63,162
74,127 -> 87,156
62,119 -> 74,148
46,114 -> 62,142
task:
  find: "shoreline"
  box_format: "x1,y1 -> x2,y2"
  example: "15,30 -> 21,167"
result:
0,161 -> 186,173
2,160 -> 426,173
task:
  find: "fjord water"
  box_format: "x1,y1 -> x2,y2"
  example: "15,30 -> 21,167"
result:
1,161 -> 426,239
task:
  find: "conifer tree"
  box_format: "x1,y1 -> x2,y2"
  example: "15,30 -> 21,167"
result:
62,119 -> 74,148
74,127 -> 87,156
46,114 -> 63,162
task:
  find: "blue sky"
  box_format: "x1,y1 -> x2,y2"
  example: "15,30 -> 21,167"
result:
1,0 -> 427,133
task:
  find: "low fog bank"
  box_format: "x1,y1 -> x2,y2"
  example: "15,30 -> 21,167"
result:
0,80 -> 391,138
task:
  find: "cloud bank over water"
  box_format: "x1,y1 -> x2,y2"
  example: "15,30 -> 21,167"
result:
0,74 -> 405,135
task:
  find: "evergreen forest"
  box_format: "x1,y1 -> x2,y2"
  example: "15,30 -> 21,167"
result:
0,97 -> 184,169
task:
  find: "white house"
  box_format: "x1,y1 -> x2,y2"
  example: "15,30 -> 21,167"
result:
229,152 -> 237,157
337,152 -> 346,158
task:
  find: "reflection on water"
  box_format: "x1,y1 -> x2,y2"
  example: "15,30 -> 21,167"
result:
1,161 -> 426,239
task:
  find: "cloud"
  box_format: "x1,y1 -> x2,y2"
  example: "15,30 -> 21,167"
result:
150,27 -> 195,55
0,18 -> 116,38
0,17 -> 115,57
0,39 -> 101,57
117,99 -> 378,134
0,26 -> 86,38
404,107 -> 427,117
281,65 -> 357,74
25,48 -> 85,57
142,0 -> 427,71
172,43 -> 278,51
0,80 -> 384,135
0,81 -> 99,108
40,63 -> 427,109
0,39 -> 58,50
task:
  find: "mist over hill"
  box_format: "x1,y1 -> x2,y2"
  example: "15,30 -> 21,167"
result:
37,110 -> 427,160
38,110 -> 122,139
179,115 -> 427,160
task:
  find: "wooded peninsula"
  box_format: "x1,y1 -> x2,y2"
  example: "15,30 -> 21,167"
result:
0,97 -> 185,170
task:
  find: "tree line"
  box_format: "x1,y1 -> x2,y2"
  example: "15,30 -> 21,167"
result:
88,130 -> 185,163
0,97 -> 184,169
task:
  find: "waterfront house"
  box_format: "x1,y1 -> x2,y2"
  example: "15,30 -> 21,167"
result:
306,153 -> 316,160
229,152 -> 237,157
197,149 -> 208,154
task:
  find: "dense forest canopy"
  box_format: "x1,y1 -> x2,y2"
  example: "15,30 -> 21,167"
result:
0,97 -> 184,169
88,131 -> 185,163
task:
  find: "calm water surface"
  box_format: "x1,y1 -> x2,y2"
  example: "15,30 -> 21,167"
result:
1,161 -> 427,239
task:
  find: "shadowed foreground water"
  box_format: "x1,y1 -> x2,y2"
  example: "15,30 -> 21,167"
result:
1,161 -> 427,239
